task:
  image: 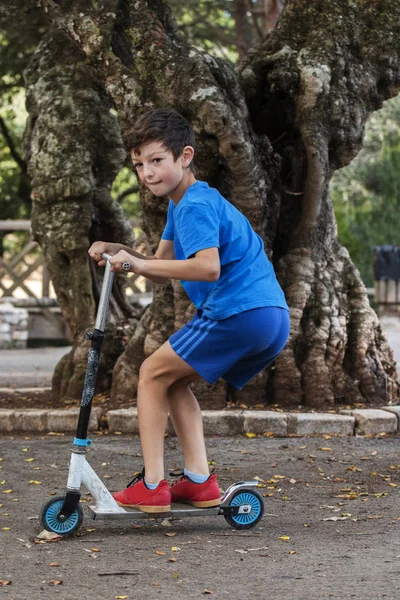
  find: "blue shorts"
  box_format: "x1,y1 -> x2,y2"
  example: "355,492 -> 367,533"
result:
169,306 -> 290,390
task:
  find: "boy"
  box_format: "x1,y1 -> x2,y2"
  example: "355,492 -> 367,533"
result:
89,108 -> 289,513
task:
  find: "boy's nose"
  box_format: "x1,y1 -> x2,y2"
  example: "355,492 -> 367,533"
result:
143,164 -> 154,179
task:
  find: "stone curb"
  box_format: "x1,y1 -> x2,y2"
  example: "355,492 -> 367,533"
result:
0,407 -> 103,433
0,405 -> 399,436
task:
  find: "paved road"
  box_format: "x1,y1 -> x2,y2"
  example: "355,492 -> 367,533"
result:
0,346 -> 71,387
0,434 -> 399,599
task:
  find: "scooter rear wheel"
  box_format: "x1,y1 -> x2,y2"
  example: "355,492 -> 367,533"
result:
224,489 -> 264,530
39,495 -> 83,537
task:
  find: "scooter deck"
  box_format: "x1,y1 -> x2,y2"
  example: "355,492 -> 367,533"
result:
88,502 -> 221,520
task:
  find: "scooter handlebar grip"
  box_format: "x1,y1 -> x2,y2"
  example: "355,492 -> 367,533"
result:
102,253 -> 112,261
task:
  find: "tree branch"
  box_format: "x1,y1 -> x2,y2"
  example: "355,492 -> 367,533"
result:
0,117 -> 27,174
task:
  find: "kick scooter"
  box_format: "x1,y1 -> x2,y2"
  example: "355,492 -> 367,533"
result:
39,254 -> 264,536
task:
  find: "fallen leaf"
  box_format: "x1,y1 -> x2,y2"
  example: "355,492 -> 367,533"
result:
2,490 -> 12,494
234,549 -> 247,555
279,536 -> 290,541
367,515 -> 384,519
115,596 -> 128,599
0,580 -> 11,586
49,580 -> 63,585
29,480 -> 41,485
323,517 -> 349,521
164,532 -> 177,537
50,562 -> 59,567
161,518 -> 171,527
91,547 -> 101,552
155,550 -> 165,556
320,448 -> 332,451
168,557 -> 177,562
245,433 -> 256,438
2,527 -> 10,531
171,546 -> 180,552
36,530 -> 62,541
203,591 -> 214,595
288,551 -> 296,554
25,458 -> 34,462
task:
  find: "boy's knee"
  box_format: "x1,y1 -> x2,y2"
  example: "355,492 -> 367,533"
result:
138,355 -> 174,388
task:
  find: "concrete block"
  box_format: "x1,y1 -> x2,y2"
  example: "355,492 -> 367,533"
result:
288,413 -> 355,436
47,409 -> 98,432
107,408 -> 139,434
91,406 -> 104,427
377,406 -> 400,432
12,330 -> 29,341
243,411 -> 287,436
340,409 -> 397,435
201,410 -> 244,436
13,409 -> 48,432
0,409 -> 16,432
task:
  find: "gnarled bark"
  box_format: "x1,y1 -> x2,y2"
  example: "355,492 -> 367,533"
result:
23,28 -> 137,399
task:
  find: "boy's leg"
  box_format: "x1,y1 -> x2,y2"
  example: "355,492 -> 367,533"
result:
137,341 -> 199,484
167,374 -> 209,476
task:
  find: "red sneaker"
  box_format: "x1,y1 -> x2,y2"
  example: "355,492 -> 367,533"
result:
113,471 -> 171,513
170,472 -> 221,508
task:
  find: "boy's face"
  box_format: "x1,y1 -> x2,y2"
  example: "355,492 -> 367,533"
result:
130,140 -> 193,199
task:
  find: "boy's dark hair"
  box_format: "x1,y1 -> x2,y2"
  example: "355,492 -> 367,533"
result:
125,108 -> 195,164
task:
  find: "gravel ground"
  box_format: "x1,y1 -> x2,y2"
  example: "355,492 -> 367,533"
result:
0,433 -> 399,599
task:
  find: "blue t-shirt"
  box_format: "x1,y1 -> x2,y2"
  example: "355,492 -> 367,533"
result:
161,181 -> 288,320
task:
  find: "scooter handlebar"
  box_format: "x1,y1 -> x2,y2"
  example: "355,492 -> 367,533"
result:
101,253 -> 131,271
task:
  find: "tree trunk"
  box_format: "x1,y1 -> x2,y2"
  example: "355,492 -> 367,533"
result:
29,0 -> 400,407
23,28 -> 138,399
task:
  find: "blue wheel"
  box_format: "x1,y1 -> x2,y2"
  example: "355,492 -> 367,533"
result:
39,496 -> 83,536
224,489 -> 264,530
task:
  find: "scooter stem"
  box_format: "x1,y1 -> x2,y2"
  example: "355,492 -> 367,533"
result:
95,253 -> 114,332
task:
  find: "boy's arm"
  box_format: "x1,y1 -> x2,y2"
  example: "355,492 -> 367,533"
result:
110,247 -> 220,283
123,240 -> 175,284
118,239 -> 174,262
89,240 -> 175,284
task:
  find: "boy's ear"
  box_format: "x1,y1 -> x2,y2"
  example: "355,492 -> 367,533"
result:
181,145 -> 194,168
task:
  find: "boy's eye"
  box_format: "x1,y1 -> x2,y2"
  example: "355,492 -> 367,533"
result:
134,163 -> 143,169
153,158 -> 162,164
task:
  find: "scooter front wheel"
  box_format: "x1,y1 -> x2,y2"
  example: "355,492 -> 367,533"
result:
39,495 -> 84,536
224,488 -> 264,530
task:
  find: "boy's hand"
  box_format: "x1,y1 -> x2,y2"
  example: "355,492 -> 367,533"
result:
110,250 -> 144,274
88,241 -> 115,266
